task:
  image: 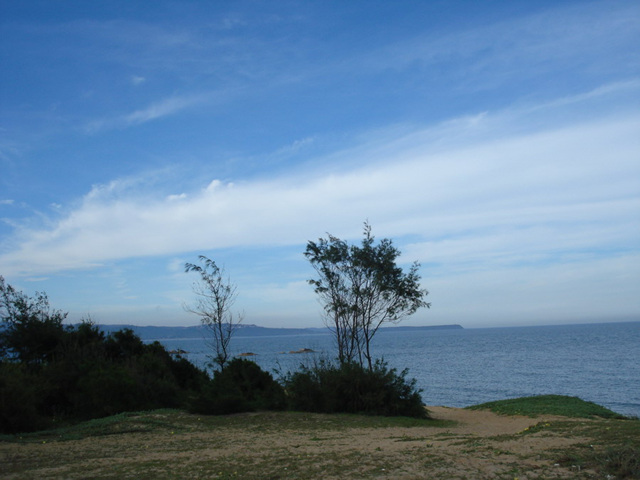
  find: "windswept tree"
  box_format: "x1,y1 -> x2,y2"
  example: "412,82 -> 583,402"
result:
305,223 -> 430,370
184,256 -> 243,371
0,276 -> 68,365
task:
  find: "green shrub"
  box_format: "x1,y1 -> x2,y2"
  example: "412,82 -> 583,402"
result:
1,277 -> 214,433
0,362 -> 48,433
189,358 -> 286,415
168,355 -> 210,392
75,364 -> 139,418
283,359 -> 428,418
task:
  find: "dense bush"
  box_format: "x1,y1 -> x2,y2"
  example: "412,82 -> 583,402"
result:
0,296 -> 210,434
189,358 -> 286,415
283,359 -> 428,418
0,362 -> 48,433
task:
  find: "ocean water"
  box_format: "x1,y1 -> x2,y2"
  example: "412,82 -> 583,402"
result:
149,321 -> 640,417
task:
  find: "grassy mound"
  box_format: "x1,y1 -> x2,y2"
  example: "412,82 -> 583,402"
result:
468,394 -> 626,418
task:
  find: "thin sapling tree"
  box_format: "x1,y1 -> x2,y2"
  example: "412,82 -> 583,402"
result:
184,256 -> 243,371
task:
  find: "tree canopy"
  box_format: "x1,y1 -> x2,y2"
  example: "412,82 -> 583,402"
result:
304,223 -> 430,369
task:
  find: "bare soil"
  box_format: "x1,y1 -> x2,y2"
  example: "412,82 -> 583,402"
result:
0,407 -> 604,479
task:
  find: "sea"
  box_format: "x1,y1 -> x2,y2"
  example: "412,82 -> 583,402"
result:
146,321 -> 640,418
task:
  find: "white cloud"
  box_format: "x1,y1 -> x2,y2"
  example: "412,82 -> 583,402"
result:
167,193 -> 187,201
131,75 -> 146,86
1,85 -> 639,288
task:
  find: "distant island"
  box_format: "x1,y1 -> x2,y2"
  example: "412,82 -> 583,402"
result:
96,323 -> 463,340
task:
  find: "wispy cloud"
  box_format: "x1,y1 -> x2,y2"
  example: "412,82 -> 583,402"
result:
2,84 -> 638,281
272,137 -> 315,157
358,2 -> 640,93
123,94 -> 206,125
85,92 -> 214,132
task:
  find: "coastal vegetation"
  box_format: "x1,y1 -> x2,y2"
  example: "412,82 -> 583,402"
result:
182,222 -> 431,419
188,357 -> 286,415
282,359 -> 427,418
1,272 -> 425,434
305,222 -> 430,370
0,275 -> 209,433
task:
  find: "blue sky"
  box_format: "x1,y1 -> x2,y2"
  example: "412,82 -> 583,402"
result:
1,0 -> 639,328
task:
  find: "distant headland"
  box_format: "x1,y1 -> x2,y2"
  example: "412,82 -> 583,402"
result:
96,323 -> 463,340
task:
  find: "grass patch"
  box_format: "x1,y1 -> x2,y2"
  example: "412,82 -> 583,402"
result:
467,395 -> 626,418
557,443 -> 640,479
0,408 -> 449,444
559,416 -> 640,478
595,444 -> 640,479
0,409 -> 185,443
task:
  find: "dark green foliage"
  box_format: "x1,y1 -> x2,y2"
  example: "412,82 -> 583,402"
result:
169,355 -> 210,391
74,364 -> 139,418
104,328 -> 146,360
0,277 -> 210,433
283,359 -> 428,418
189,358 -> 286,415
0,362 -> 47,433
0,276 -> 68,365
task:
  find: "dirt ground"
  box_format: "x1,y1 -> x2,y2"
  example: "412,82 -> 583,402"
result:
1,407 -> 600,479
